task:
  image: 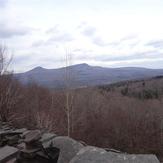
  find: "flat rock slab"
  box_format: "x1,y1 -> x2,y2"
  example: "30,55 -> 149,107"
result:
0,145 -> 18,163
52,136 -> 84,163
70,146 -> 160,163
24,130 -> 41,143
40,133 -> 56,148
40,133 -> 56,143
6,158 -> 16,163
0,130 -> 25,136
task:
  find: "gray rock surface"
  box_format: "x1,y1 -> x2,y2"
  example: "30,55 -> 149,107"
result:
70,146 -> 160,163
0,122 -> 161,163
40,133 -> 56,148
52,136 -> 84,163
0,145 -> 18,163
24,130 -> 41,143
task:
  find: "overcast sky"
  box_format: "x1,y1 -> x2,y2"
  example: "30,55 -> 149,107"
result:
0,0 -> 163,72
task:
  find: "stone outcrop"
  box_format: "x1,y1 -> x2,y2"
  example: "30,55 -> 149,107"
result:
0,122 -> 59,163
70,146 -> 160,163
0,122 -> 161,163
52,136 -> 84,163
0,146 -> 18,163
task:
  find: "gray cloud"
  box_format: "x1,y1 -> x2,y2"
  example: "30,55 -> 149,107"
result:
81,25 -> 109,47
92,36 -> 109,47
32,40 -> 45,47
73,50 -> 162,63
46,25 -> 60,34
120,35 -> 138,42
0,0 -> 8,8
77,22 -> 87,29
107,35 -> 139,48
13,55 -> 32,65
32,32 -> 74,47
80,25 -> 138,47
146,40 -> 163,49
39,25 -> 74,45
0,22 -> 32,38
82,26 -> 96,37
94,50 -> 162,62
48,33 -> 74,43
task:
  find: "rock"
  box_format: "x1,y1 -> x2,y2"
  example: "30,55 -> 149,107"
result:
52,136 -> 84,163
40,133 -> 56,142
0,130 -> 22,147
70,146 -> 160,163
24,130 -> 41,144
14,128 -> 27,135
7,134 -> 20,146
105,148 -> 122,153
0,145 -> 18,163
39,133 -> 56,148
16,142 -> 25,150
0,122 -> 160,163
16,130 -> 59,163
6,158 -> 17,163
21,130 -> 30,138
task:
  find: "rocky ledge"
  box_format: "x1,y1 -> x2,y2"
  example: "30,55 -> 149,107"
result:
0,122 -> 161,163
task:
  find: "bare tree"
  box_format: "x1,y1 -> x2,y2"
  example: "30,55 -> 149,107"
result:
0,44 -> 21,122
0,45 -> 12,75
64,49 -> 75,137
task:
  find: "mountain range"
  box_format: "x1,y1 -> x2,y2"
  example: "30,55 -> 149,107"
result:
14,63 -> 163,89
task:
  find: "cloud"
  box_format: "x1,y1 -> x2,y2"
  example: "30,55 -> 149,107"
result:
43,25 -> 74,44
81,25 -> 109,47
0,22 -> 32,38
106,35 -> 139,48
46,25 -> 60,34
94,50 -> 163,62
72,49 -> 162,63
0,0 -> 8,8
146,40 -> 163,49
13,55 -> 32,65
120,35 -> 138,42
32,34 -> 74,48
32,33 -> 74,47
48,33 -> 74,43
91,35 -> 138,47
82,26 -> 96,37
32,40 -> 45,47
92,36 -> 109,47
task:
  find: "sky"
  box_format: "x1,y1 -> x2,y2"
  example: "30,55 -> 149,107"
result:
0,0 -> 163,72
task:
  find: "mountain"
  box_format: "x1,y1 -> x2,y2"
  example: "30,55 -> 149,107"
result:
14,63 -> 163,89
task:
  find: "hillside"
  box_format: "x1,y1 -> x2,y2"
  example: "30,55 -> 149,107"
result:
14,63 -> 163,89
99,75 -> 163,99
1,71 -> 163,162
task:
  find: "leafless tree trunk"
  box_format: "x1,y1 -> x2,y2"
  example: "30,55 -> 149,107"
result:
64,49 -> 75,137
0,45 -> 12,75
0,44 -> 21,122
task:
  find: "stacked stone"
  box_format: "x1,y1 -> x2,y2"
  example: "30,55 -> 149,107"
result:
17,130 -> 59,163
0,122 -> 27,163
0,122 -> 161,163
0,123 -> 59,163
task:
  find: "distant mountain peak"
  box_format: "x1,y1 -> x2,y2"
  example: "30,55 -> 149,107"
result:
69,63 -> 90,67
34,66 -> 44,69
29,66 -> 46,73
78,63 -> 90,66
15,63 -> 163,89
62,63 -> 91,70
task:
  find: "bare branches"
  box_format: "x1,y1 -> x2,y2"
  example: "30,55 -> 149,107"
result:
0,44 -> 12,75
64,49 -> 76,137
0,44 -> 17,122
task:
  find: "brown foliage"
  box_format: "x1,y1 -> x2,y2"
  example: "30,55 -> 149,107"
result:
0,75 -> 162,157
